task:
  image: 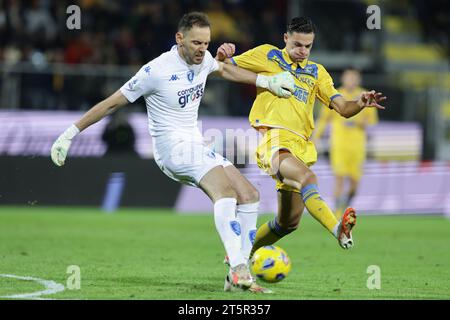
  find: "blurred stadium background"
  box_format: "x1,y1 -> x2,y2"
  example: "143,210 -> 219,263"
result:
0,0 -> 448,216
1,0 -> 450,301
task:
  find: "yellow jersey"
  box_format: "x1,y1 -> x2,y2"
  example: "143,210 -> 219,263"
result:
231,44 -> 341,140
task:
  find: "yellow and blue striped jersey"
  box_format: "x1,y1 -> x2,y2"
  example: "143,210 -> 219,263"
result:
231,44 -> 341,139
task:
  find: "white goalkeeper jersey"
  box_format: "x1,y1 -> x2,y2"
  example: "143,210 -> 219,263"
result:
120,45 -> 220,140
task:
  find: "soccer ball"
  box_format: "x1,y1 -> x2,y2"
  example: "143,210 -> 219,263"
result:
250,245 -> 292,283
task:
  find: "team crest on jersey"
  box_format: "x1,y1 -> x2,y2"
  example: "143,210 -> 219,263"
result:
187,70 -> 194,83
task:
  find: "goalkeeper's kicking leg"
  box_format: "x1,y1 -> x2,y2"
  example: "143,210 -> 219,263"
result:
221,165 -> 272,293
199,166 -> 254,290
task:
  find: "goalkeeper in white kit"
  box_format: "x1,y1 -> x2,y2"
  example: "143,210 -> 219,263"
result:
51,12 -> 295,293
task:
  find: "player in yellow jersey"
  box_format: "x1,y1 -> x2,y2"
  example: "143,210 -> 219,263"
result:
216,17 -> 386,263
314,68 -> 378,219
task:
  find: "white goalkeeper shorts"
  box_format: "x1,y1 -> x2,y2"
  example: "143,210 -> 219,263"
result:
153,135 -> 233,187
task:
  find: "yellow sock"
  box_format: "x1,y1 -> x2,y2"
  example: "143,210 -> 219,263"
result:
335,209 -> 343,220
249,219 -> 292,258
301,184 -> 338,234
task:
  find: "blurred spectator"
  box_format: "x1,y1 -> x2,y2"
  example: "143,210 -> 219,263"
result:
303,0 -> 366,51
0,0 -> 287,112
3,45 -> 22,64
413,0 -> 449,48
0,0 -> 286,66
64,33 -> 93,64
205,1 -> 243,45
24,0 -> 57,44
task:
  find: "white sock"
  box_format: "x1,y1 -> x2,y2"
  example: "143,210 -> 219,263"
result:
214,198 -> 245,267
236,202 -> 259,261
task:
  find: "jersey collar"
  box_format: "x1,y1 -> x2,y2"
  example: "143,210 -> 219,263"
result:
282,48 -> 308,70
173,45 -> 189,67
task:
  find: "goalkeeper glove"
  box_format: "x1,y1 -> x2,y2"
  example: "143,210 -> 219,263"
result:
51,124 -> 80,166
256,71 -> 295,98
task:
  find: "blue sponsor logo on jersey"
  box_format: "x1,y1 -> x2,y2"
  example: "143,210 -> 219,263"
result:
144,66 -> 151,74
169,74 -> 180,81
187,70 -> 194,83
230,221 -> 241,236
177,83 -> 204,108
293,85 -> 309,104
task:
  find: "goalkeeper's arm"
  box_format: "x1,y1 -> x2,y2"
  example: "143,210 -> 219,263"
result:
214,62 -> 295,98
215,43 -> 295,98
51,90 -> 129,166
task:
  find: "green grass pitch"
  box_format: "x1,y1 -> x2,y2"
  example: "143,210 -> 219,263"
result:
1,206 -> 449,300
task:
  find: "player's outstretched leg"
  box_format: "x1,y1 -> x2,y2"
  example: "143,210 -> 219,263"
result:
224,165 -> 260,263
248,188 -> 302,260
222,165 -> 274,293
199,166 -> 252,290
276,151 -> 358,249
248,219 -> 291,258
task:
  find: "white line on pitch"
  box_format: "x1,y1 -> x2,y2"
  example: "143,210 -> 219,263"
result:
0,274 -> 65,300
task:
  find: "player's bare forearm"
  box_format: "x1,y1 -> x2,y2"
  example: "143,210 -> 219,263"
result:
331,91 -> 386,118
336,100 -> 364,118
50,91 -> 126,166
216,62 -> 257,85
214,61 -> 295,98
75,90 -> 128,131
